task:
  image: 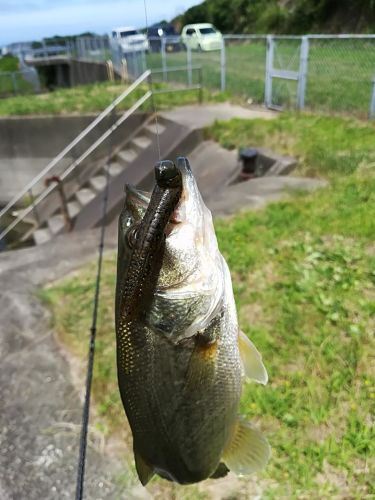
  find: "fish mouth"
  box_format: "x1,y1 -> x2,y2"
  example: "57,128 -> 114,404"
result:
125,157 -> 196,229
155,160 -> 182,189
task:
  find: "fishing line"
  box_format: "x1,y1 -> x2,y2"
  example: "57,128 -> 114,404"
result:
76,1 -> 161,492
75,109 -> 115,500
143,0 -> 162,161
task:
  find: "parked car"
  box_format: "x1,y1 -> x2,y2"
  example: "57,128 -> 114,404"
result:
111,26 -> 149,53
181,23 -> 223,51
147,24 -> 182,53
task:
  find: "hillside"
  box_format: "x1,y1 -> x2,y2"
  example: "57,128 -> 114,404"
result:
174,0 -> 375,34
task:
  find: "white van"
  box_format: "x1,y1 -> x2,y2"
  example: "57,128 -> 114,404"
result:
181,23 -> 223,51
111,26 -> 149,53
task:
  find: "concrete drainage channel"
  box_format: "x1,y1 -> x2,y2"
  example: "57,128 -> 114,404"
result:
232,147 -> 298,182
0,104 -> 328,250
185,139 -> 327,218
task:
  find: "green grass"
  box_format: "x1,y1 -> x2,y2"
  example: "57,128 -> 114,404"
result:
0,79 -> 227,116
40,112 -> 375,498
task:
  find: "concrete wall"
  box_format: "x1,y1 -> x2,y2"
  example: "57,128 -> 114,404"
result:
0,112 -> 148,205
70,60 -> 112,86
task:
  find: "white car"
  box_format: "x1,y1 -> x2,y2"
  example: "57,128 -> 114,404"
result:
111,26 -> 149,53
181,23 -> 223,51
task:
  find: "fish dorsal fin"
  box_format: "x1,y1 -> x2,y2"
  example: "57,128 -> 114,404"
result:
238,330 -> 268,385
134,447 -> 154,486
222,418 -> 271,475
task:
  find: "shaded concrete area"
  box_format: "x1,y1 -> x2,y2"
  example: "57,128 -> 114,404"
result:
0,226 -> 126,500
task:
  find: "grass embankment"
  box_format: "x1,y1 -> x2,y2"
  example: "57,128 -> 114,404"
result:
0,80 -> 228,116
40,113 -> 375,498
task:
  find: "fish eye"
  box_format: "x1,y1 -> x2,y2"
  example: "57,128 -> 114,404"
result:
127,224 -> 140,248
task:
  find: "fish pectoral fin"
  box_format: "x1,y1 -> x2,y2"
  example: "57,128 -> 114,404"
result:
222,418 -> 271,476
134,448 -> 155,486
239,330 -> 268,385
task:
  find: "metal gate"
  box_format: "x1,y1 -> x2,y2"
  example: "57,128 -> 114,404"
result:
265,35 -> 308,110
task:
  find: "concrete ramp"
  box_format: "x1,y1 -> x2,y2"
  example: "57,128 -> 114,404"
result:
187,141 -> 239,200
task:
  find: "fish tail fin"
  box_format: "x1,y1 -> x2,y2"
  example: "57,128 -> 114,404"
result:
222,418 -> 271,476
134,447 -> 155,486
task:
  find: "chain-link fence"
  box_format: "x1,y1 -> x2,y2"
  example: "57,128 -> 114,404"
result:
228,34 -> 375,119
306,36 -> 375,117
0,67 -> 40,97
4,34 -> 375,118
224,36 -> 267,103
142,34 -> 375,119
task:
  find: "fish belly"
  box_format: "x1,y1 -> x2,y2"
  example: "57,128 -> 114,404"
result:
117,324 -> 242,484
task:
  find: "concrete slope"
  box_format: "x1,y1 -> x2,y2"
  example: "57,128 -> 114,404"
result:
187,141 -> 239,200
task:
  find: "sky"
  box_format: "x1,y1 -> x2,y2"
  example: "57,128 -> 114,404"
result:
0,0 -> 202,46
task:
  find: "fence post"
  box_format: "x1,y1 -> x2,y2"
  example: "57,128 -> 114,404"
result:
161,38 -> 167,82
141,49 -> 147,73
220,38 -> 226,91
42,39 -> 47,59
11,73 -> 18,95
100,37 -> 106,60
264,35 -> 274,107
370,78 -> 375,119
297,36 -> 309,110
186,44 -> 192,86
198,66 -> 203,104
121,58 -> 128,82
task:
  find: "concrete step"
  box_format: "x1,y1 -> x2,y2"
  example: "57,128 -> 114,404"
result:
67,200 -> 80,218
144,121 -> 166,136
33,227 -> 52,246
48,214 -> 66,234
132,135 -> 152,150
75,188 -> 96,206
108,162 -> 123,177
89,175 -> 107,192
117,149 -> 137,165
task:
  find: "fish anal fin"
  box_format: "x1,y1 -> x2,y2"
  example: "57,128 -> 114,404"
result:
239,330 -> 268,385
222,418 -> 271,476
134,448 -> 155,486
209,462 -> 230,479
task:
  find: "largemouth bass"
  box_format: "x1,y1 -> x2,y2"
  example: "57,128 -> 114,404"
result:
115,157 -> 270,485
